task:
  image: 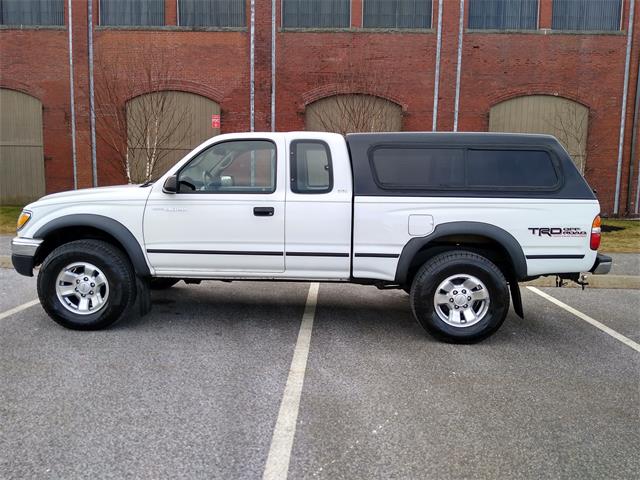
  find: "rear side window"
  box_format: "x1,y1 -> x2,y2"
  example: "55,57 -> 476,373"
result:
371,148 -> 465,188
290,141 -> 333,194
370,146 -> 560,190
467,149 -> 558,188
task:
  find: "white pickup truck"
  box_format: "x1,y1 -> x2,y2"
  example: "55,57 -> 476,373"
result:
12,132 -> 611,342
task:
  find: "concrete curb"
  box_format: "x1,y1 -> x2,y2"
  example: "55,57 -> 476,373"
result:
1,255 -> 638,289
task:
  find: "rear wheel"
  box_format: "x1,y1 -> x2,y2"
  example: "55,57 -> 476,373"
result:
409,250 -> 510,343
37,240 -> 136,330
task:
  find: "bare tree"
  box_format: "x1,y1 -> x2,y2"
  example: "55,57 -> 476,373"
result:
306,56 -> 402,135
546,100 -> 590,174
93,48 -> 192,183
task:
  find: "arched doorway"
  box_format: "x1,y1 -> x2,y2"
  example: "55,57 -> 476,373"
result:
0,89 -> 45,204
489,95 -> 589,173
126,91 -> 220,182
305,94 -> 402,135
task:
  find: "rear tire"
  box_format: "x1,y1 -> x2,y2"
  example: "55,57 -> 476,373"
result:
409,250 -> 510,343
37,240 -> 136,330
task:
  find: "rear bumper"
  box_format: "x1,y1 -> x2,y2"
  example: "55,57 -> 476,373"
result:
11,237 -> 43,277
590,253 -> 612,275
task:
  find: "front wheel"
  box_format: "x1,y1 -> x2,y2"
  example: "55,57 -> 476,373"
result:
409,251 -> 510,343
37,240 -> 136,330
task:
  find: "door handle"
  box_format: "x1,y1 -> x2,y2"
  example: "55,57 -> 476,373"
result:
253,207 -> 275,217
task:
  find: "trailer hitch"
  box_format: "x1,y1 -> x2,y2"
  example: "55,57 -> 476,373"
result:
555,273 -> 589,290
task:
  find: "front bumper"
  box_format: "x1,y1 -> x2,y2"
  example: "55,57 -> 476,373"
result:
11,237 -> 43,277
590,253 -> 612,275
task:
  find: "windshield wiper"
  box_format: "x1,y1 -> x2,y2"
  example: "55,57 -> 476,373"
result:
140,180 -> 155,187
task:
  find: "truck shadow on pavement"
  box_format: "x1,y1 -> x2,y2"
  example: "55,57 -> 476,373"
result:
110,282 -> 520,345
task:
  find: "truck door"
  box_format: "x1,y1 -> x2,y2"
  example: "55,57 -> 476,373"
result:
284,134 -> 352,279
143,137 -> 286,276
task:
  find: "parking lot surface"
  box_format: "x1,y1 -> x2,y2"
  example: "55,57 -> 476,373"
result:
1,267 -> 638,479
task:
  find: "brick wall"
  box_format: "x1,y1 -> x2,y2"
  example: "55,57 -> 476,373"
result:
0,0 -> 638,215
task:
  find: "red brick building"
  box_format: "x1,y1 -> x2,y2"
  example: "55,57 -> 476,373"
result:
1,0 -> 639,216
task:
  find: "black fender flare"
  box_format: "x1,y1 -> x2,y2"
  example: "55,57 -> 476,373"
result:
394,221 -> 528,285
34,214 -> 151,277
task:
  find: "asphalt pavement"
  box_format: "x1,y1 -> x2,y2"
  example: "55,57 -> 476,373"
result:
1,268 -> 639,479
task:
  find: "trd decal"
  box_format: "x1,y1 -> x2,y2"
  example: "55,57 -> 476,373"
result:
528,227 -> 587,237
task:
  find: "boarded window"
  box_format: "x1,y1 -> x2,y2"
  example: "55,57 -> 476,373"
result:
305,94 -> 402,135
552,0 -> 621,31
291,141 -> 333,193
489,95 -> 589,173
363,0 -> 432,28
467,150 -> 558,188
282,0 -> 350,28
178,0 -> 246,27
126,91 -> 220,182
371,148 -> 465,188
0,0 -> 64,25
468,0 -> 538,29
99,0 -> 164,26
0,89 -> 46,204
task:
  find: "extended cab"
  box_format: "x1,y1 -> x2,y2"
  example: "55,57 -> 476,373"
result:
12,132 -> 611,342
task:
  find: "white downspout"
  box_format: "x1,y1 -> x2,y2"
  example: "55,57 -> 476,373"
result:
453,0 -> 464,132
88,0 -> 97,186
432,0 -> 444,131
250,0 -> 255,132
613,0 -> 635,214
271,0 -> 276,131
67,0 -> 78,189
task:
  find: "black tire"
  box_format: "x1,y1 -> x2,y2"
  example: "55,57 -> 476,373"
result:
409,250 -> 510,343
149,278 -> 180,290
37,240 -> 136,330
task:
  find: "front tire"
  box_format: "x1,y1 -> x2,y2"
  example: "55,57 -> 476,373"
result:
37,240 -> 136,330
409,250 -> 510,343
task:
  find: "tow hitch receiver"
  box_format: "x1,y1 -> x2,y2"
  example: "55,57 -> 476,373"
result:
555,273 -> 589,290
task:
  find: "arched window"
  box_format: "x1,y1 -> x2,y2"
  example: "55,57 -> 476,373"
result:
0,89 -> 45,204
305,94 -> 402,135
489,95 -> 589,173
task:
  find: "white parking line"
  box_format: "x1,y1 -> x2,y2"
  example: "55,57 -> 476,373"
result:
263,282 -> 319,480
527,286 -> 640,353
0,299 -> 40,321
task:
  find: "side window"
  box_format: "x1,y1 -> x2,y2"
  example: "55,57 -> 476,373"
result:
466,149 -> 559,188
371,147 -> 465,188
290,141 -> 333,194
178,140 -> 276,193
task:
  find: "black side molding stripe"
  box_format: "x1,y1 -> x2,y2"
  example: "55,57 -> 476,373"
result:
148,249 -> 401,259
286,252 -> 350,257
147,249 -> 283,256
526,254 -> 585,259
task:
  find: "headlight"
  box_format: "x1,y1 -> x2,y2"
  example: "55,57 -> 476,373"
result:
16,211 -> 32,231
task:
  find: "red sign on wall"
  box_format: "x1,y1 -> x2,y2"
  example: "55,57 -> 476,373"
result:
211,114 -> 221,129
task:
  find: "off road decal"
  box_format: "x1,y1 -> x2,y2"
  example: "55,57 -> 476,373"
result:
528,227 -> 587,237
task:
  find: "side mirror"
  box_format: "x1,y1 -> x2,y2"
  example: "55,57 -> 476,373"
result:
163,175 -> 178,193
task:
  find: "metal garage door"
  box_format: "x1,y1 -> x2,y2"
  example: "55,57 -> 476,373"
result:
126,91 -> 220,183
489,95 -> 589,173
305,94 -> 402,135
0,89 -> 45,205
